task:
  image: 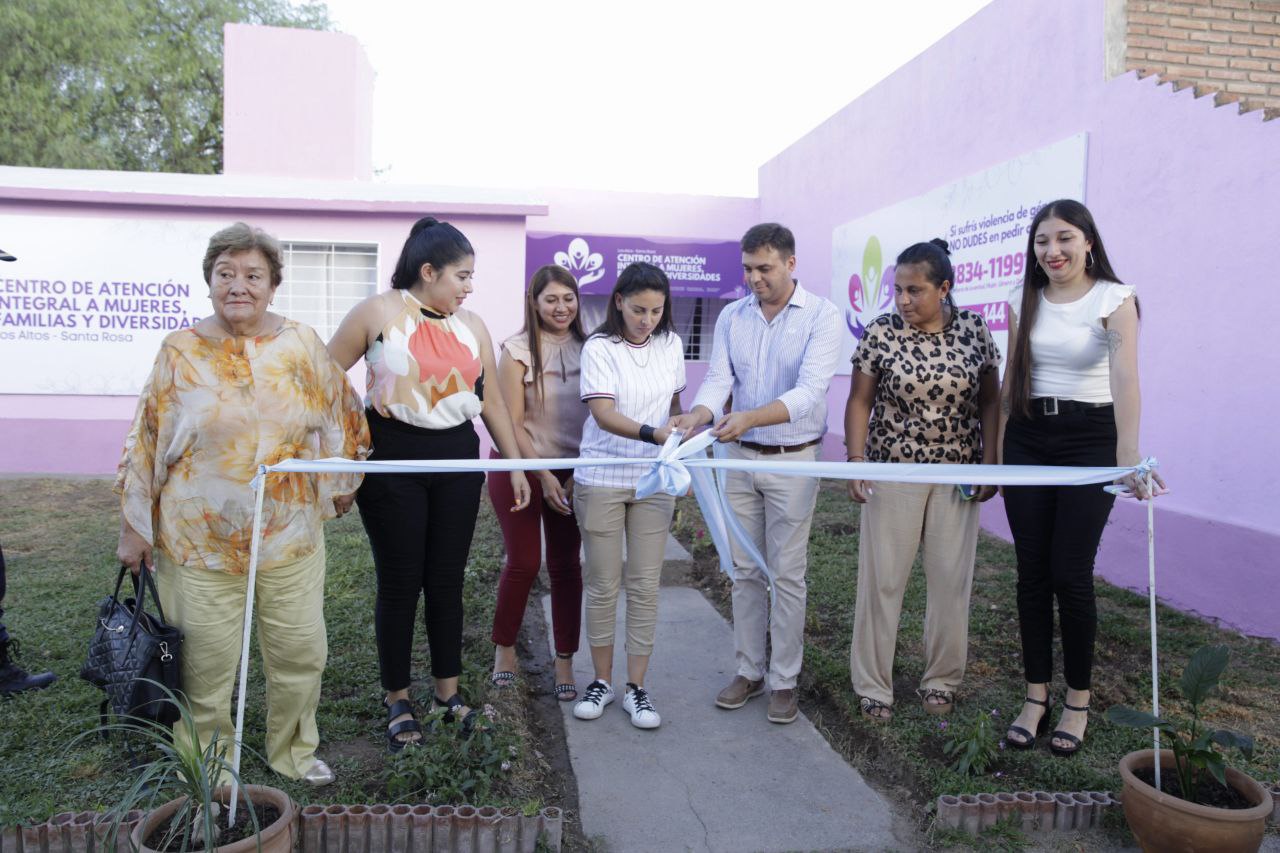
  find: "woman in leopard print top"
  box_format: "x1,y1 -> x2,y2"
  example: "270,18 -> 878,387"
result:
843,238 -> 1001,722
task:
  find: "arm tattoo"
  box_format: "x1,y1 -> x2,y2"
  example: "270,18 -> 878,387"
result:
1000,397 -> 1011,415
1107,329 -> 1123,358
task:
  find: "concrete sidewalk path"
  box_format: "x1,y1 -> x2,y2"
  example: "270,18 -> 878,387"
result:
543,587 -> 915,852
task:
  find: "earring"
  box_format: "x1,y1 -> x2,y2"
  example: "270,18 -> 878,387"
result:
1086,251 -> 1095,269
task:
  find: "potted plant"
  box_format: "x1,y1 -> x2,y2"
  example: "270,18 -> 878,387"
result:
78,682 -> 296,853
1106,644 -> 1273,853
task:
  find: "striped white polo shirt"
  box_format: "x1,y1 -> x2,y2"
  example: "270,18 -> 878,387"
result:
576,330 -> 686,490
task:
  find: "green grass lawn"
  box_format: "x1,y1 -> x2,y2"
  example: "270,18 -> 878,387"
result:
673,481 -> 1280,834
0,478 -> 553,828
4,477 -> 1276,847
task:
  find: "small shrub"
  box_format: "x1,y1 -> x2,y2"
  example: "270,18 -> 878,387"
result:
1106,644 -> 1254,805
384,707 -> 518,804
944,709 -> 1000,777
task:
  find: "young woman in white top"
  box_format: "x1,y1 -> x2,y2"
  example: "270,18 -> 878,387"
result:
1000,199 -> 1165,757
572,262 -> 686,729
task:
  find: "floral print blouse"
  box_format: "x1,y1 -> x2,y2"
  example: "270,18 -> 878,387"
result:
116,320 -> 370,574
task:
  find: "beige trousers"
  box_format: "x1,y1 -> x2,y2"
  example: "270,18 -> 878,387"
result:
724,442 -> 821,690
155,541 -> 327,780
850,481 -> 980,705
573,481 -> 675,656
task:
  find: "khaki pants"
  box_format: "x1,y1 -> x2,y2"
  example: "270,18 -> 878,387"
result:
574,482 -> 675,656
850,481 -> 979,705
155,542 -> 327,780
724,442 -> 821,691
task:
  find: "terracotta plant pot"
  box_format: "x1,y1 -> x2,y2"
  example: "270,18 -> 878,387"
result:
1118,749 -> 1273,853
130,785 -> 296,853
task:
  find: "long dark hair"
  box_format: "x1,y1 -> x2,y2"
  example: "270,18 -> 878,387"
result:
591,262 -> 674,341
524,264 -> 586,404
1007,199 -> 1128,417
895,238 -> 956,312
390,216 -> 474,290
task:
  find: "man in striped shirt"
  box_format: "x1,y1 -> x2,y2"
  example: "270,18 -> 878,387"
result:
668,223 -> 842,724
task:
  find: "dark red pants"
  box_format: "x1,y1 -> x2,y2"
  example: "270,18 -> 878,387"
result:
486,458 -> 582,655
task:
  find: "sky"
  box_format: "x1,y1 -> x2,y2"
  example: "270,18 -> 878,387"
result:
319,1 -> 993,197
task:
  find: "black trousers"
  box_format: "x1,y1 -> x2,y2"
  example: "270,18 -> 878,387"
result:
1003,405 -> 1117,691
357,412 -> 485,690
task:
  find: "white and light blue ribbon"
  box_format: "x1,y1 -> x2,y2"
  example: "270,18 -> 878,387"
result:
233,436 -> 1159,806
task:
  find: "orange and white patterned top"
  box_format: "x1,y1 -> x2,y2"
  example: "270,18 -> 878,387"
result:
115,320 -> 370,574
365,290 -> 484,429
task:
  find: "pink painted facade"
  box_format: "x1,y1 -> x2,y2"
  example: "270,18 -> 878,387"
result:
223,23 -> 374,180
2,7 -> 1274,637
758,0 -> 1279,638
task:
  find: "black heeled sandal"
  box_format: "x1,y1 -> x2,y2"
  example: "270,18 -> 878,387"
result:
1006,695 -> 1051,750
383,697 -> 423,754
434,692 -> 483,737
1049,702 -> 1089,757
554,652 -> 577,702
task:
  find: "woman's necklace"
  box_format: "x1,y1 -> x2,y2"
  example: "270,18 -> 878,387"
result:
624,336 -> 652,368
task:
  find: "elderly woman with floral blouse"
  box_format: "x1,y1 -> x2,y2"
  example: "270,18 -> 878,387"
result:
115,222 -> 369,787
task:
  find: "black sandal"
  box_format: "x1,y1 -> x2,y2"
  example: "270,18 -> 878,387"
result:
554,652 -> 577,702
1006,695 -> 1051,750
434,693 -> 482,737
1049,702 -> 1089,757
383,698 -> 423,754
491,670 -> 516,688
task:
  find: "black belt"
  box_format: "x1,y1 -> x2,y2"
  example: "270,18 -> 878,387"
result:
738,438 -> 821,455
1032,398 -> 1113,417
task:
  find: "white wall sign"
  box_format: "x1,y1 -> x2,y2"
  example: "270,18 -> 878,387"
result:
0,215 -> 222,395
830,133 -> 1088,373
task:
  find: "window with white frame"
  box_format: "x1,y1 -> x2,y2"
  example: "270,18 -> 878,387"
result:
579,294 -> 726,361
277,242 -> 378,341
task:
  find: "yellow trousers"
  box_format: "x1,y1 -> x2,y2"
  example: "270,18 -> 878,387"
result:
155,542 -> 327,780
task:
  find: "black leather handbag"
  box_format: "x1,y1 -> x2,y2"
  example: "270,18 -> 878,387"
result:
81,564 -> 183,728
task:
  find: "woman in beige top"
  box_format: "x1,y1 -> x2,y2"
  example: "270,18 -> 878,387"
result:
488,265 -> 589,700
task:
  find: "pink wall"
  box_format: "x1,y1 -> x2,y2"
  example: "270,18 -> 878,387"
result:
531,188 -> 758,243
759,0 -> 1280,637
223,24 -> 374,180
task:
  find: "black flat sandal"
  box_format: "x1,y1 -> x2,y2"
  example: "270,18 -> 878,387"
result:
1006,695 -> 1051,750
1049,702 -> 1089,757
383,698 -> 423,754
434,692 -> 482,737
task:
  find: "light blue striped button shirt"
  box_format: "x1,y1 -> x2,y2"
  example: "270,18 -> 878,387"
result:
691,282 -> 843,445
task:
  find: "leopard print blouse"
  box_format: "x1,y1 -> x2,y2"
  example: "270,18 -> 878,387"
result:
851,309 -> 1001,464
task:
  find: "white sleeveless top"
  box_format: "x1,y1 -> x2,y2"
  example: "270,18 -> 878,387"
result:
1009,281 -> 1136,403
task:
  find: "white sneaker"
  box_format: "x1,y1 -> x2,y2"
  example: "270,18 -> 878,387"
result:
623,683 -> 661,729
573,679 -> 614,720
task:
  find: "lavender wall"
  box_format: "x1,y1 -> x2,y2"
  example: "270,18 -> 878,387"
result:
759,0 -> 1280,637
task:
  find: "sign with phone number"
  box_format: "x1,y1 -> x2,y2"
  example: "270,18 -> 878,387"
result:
830,134 -> 1087,374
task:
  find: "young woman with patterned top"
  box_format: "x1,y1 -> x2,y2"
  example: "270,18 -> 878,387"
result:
843,238 -> 1001,723
488,264 -> 588,700
328,217 -> 531,752
1000,200 -> 1164,757
571,262 -> 686,730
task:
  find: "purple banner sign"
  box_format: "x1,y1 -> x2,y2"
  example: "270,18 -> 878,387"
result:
526,233 -> 745,299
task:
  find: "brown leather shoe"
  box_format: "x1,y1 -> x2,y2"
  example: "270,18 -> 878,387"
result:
715,675 -> 765,709
767,689 -> 799,724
